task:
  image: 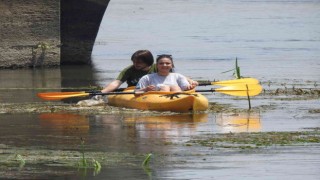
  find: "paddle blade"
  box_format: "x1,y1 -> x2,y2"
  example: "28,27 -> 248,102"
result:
212,78 -> 259,86
37,91 -> 89,100
215,84 -> 262,96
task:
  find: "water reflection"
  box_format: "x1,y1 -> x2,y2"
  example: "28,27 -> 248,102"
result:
0,65 -> 98,103
37,113 -> 91,149
124,114 -> 208,129
86,113 -> 209,152
60,65 -> 98,88
0,68 -> 61,103
0,113 -> 90,148
216,112 -> 261,133
125,114 -> 208,126
123,114 -> 208,143
39,113 -> 90,135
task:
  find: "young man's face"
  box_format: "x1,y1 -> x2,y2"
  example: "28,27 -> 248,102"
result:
132,59 -> 149,70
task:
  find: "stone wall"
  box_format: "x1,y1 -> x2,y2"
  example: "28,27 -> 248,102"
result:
0,0 -> 60,68
0,0 -> 110,68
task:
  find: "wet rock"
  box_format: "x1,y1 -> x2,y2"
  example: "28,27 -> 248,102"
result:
76,96 -> 107,107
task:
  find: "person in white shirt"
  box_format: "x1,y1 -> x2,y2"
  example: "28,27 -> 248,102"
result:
136,54 -> 197,92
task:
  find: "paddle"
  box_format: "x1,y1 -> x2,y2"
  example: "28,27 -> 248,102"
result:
196,84 -> 262,97
37,84 -> 262,101
37,78 -> 259,100
198,78 -> 259,86
37,91 -> 136,100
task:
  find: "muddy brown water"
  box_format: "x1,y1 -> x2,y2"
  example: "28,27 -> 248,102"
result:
1,0 -> 320,179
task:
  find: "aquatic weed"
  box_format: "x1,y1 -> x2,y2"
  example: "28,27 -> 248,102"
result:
79,138 -> 88,167
142,153 -> 153,179
0,153 -> 26,170
234,58 -> 241,79
77,138 -> 102,176
92,158 -> 101,176
142,153 -> 152,167
231,59 -> 252,109
15,154 -> 26,169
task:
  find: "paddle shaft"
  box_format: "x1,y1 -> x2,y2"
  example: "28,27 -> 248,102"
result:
91,89 -> 240,95
37,84 -> 262,100
90,91 -> 137,95
69,86 -> 259,97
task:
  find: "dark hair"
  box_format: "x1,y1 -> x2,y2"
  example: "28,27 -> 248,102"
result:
131,50 -> 154,66
156,54 -> 174,68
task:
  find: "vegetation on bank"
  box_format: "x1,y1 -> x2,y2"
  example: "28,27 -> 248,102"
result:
1,130 -> 319,167
186,129 -> 320,149
0,129 -> 319,179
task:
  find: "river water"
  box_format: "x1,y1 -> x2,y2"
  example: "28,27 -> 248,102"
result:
1,0 -> 320,179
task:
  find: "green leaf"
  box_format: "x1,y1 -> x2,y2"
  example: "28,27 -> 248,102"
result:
142,153 -> 153,167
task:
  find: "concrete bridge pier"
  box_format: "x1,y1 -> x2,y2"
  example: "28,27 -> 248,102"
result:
0,0 -> 110,68
61,0 -> 110,65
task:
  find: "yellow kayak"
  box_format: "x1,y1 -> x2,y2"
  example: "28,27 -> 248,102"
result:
107,88 -> 208,112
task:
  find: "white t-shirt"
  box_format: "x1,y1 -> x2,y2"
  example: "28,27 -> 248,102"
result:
136,73 -> 190,90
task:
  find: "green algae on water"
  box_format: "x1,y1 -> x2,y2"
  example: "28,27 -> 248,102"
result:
186,130 -> 320,149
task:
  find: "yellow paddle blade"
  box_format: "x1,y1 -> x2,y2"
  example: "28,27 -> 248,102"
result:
212,78 -> 259,86
37,91 -> 89,100
215,84 -> 262,96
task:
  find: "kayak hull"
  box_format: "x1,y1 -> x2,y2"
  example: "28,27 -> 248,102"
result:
107,89 -> 208,112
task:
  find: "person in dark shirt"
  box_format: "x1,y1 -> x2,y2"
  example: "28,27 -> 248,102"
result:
101,49 -> 156,93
